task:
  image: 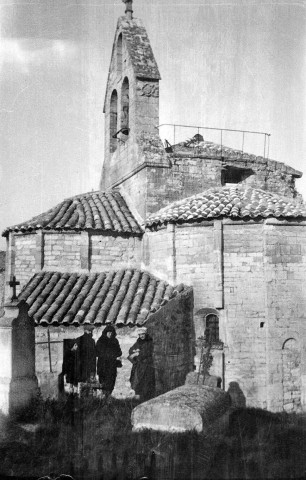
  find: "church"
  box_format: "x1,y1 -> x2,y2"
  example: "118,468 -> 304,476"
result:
1,0 -> 306,414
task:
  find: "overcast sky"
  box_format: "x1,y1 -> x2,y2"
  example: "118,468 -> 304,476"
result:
0,0 -> 305,249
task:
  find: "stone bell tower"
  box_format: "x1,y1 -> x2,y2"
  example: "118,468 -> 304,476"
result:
100,0 -> 169,218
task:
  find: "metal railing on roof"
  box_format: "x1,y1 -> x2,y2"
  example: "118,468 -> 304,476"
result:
156,123 -> 271,160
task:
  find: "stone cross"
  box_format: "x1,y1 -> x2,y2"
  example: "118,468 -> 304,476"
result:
8,275 -> 20,301
122,0 -> 133,19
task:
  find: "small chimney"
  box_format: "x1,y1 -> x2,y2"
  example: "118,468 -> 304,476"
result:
122,0 -> 133,20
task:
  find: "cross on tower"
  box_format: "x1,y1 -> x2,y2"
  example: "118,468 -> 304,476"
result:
122,0 -> 133,19
8,275 -> 20,301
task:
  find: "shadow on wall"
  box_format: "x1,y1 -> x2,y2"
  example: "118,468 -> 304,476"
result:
227,381 -> 246,408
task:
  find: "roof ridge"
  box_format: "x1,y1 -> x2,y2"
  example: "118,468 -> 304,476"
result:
3,188 -> 142,236
30,267 -> 174,285
146,185 -> 306,226
63,188 -> 121,202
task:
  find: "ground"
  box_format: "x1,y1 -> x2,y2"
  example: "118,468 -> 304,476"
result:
0,395 -> 305,480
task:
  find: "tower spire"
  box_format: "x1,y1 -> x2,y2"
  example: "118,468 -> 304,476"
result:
122,0 -> 133,20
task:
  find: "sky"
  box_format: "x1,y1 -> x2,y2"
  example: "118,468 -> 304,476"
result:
0,0 -> 305,249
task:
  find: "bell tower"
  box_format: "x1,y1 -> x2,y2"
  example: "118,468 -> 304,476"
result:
100,0 -> 168,218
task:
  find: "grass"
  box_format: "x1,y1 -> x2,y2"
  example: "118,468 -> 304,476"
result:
208,408 -> 306,479
0,396 -> 306,479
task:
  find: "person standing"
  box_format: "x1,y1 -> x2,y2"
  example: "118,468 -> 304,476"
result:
62,324 -> 96,395
96,325 -> 122,397
62,338 -> 82,391
78,324 -> 97,383
128,327 -> 155,402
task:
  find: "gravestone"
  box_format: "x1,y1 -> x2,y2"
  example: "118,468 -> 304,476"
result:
131,384 -> 231,433
0,299 -> 38,414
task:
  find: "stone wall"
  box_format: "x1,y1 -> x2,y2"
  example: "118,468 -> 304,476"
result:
263,223 -> 306,412
222,223 -> 267,408
175,224 -> 215,309
144,153 -> 300,215
146,287 -> 194,396
102,147 -> 301,220
145,158 -> 221,215
119,167 -> 148,219
223,156 -> 299,198
146,219 -> 306,411
15,234 -> 36,293
143,226 -> 173,282
145,222 -> 224,382
90,234 -> 141,271
145,223 -> 216,308
12,232 -> 142,277
44,233 -> 82,271
103,134 -> 169,219
145,221 -> 222,380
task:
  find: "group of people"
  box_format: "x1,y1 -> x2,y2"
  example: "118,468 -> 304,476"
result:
62,324 -> 155,401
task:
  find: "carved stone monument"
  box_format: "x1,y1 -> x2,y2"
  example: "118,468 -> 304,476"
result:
0,299 -> 38,414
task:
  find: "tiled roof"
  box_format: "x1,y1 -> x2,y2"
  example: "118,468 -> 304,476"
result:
146,185 -> 306,226
19,270 -> 187,327
3,190 -> 143,236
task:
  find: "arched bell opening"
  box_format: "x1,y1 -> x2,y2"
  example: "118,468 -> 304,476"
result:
109,90 -> 118,153
121,77 -> 130,136
117,33 -> 123,76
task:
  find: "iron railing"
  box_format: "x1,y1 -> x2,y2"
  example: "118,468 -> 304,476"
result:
156,123 -> 271,160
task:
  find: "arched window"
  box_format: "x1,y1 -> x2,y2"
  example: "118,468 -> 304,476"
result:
194,308 -> 222,348
110,90 -> 118,153
205,314 -> 219,344
282,338 -> 301,411
117,34 -> 122,75
121,77 -> 129,134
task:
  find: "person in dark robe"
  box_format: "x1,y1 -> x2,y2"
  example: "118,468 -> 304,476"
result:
62,324 -> 96,388
77,324 -> 97,382
129,327 -> 155,402
96,325 -> 122,397
62,338 -> 82,388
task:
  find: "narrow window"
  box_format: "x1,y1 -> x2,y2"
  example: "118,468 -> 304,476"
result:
117,34 -> 122,76
205,314 -> 219,344
121,77 -> 129,135
110,90 -> 118,153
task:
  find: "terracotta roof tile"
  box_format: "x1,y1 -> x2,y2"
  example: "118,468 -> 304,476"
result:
146,185 -> 306,227
19,270 -> 188,327
3,190 -> 143,236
